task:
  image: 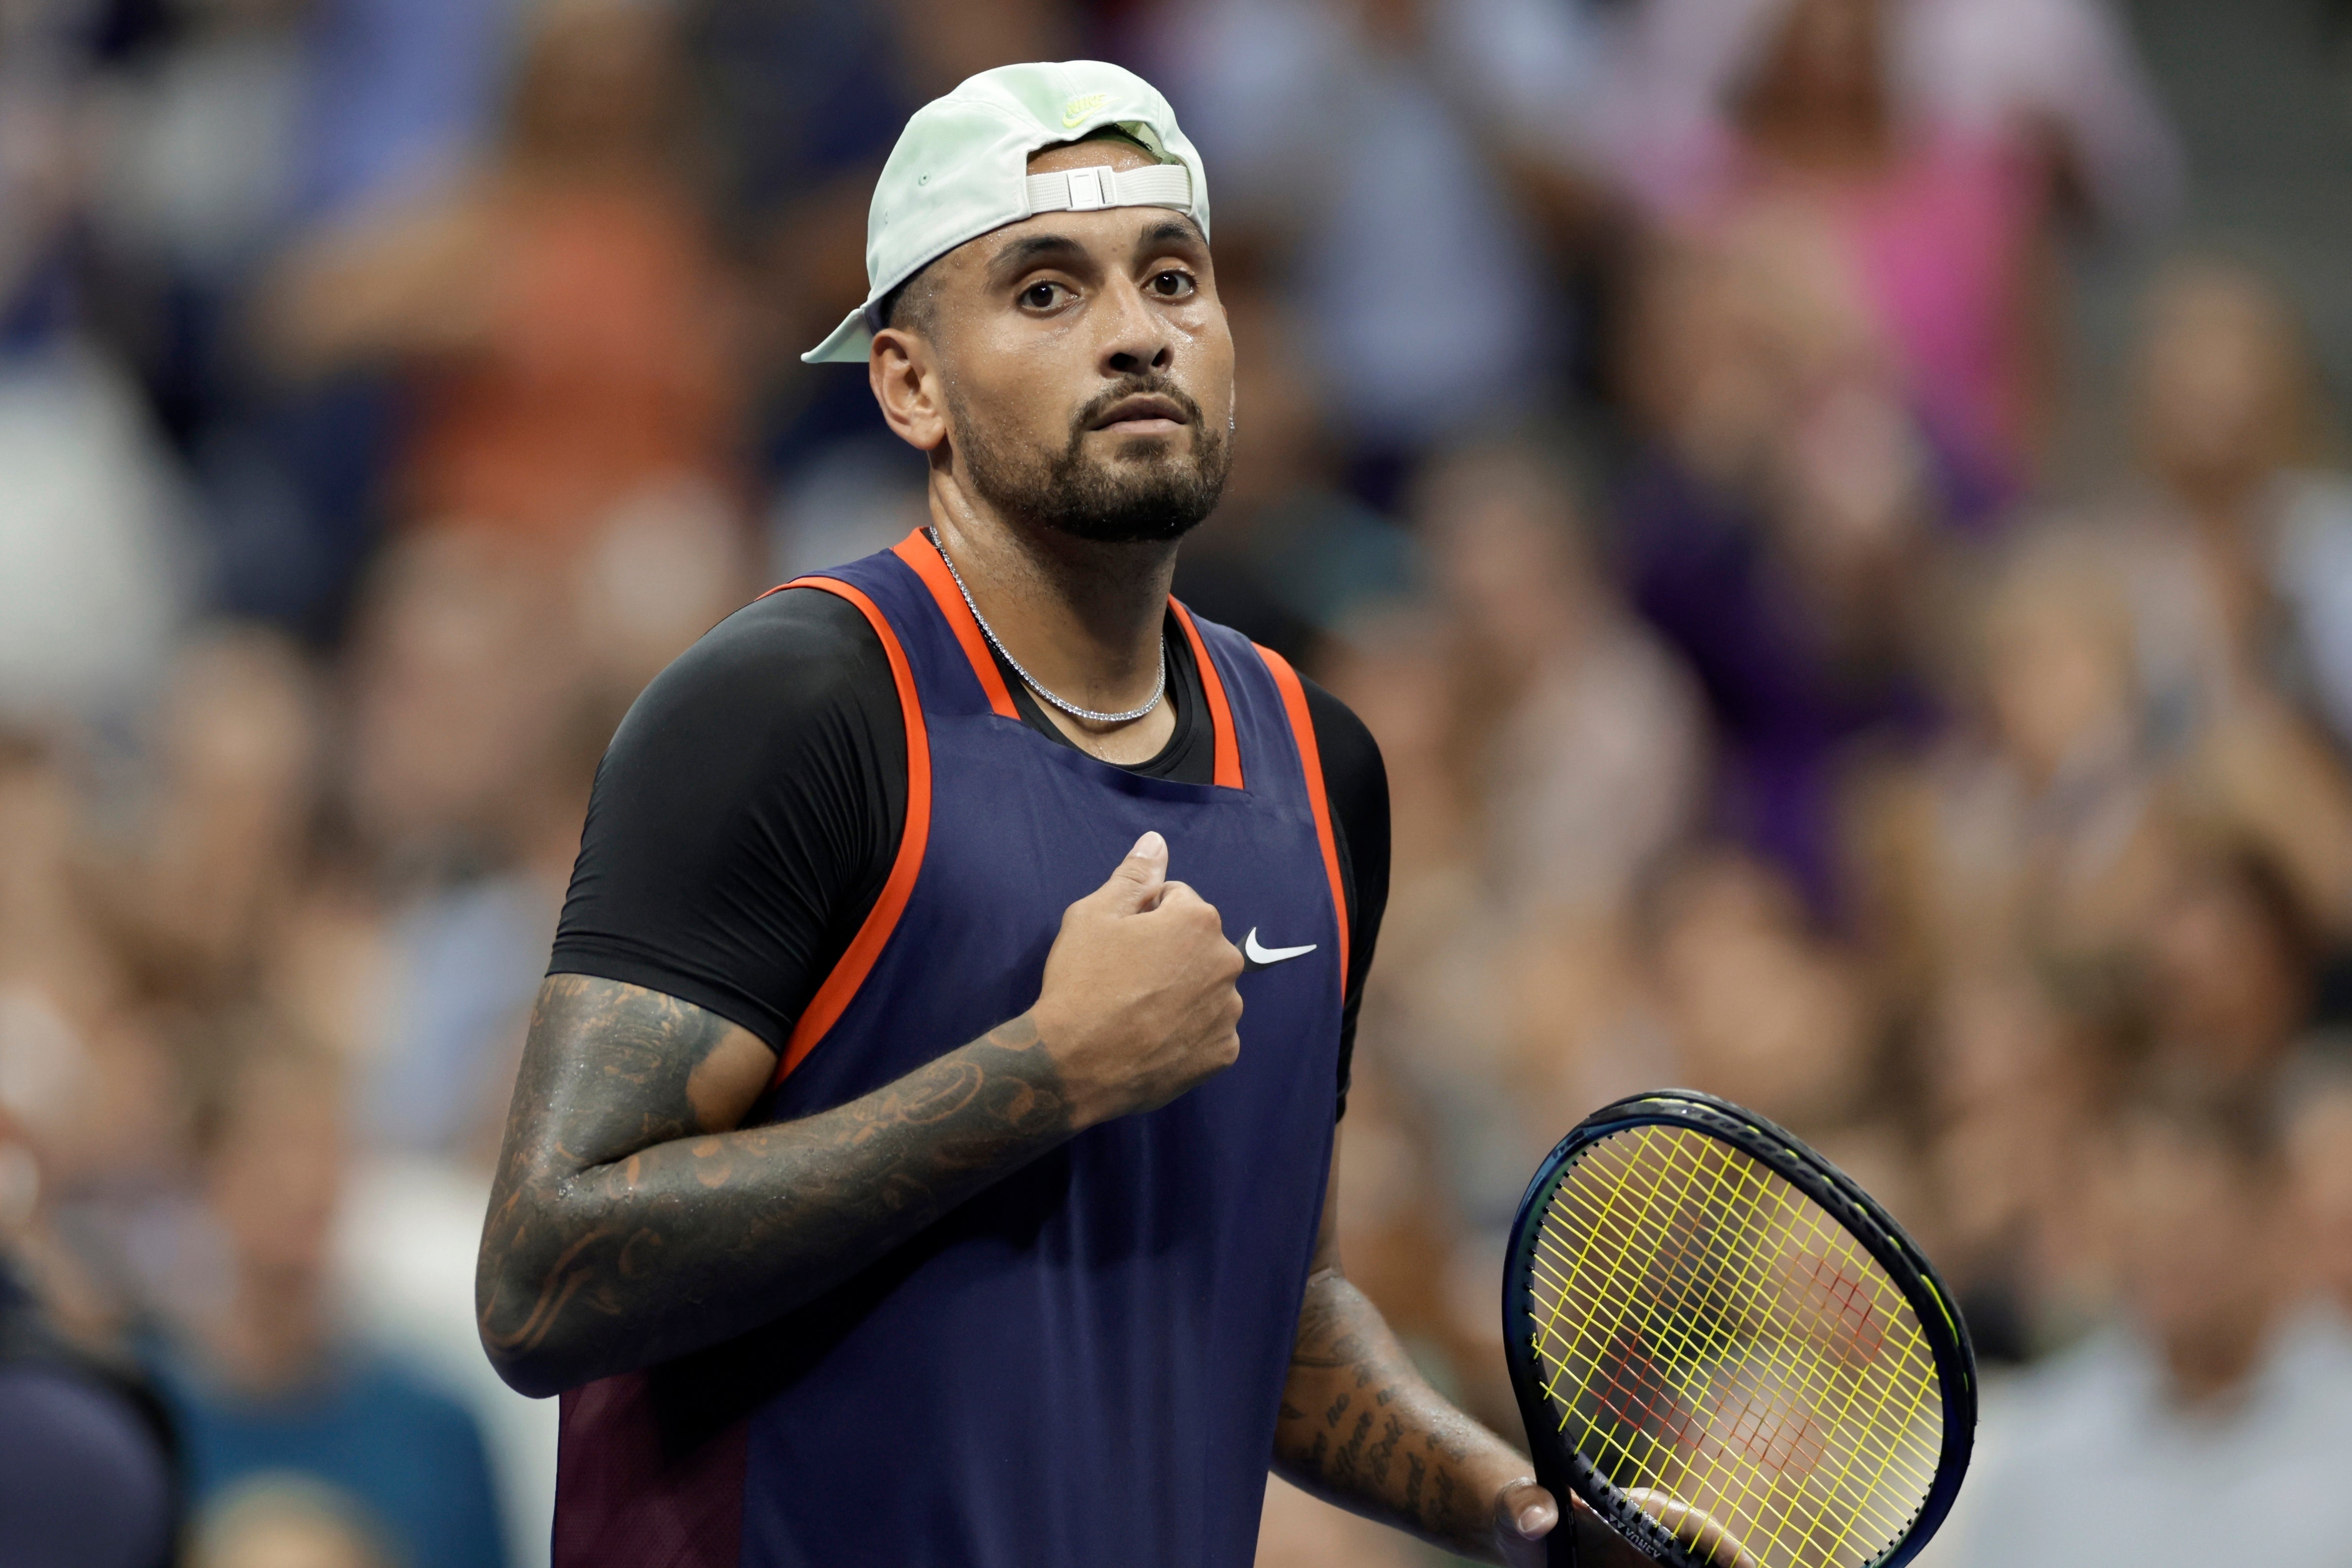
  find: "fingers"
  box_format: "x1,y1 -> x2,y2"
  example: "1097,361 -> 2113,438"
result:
1621,1489 -> 1759,1568
1492,1481 -> 1559,1568
1098,830 -> 1168,912
1498,1479 -> 1559,1541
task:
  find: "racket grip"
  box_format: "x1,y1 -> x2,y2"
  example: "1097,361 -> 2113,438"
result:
1545,1496 -> 1579,1567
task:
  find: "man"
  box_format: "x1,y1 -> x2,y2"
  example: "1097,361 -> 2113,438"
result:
1957,1090 -> 2352,1567
477,61 -> 1708,1567
0,1096 -> 178,1568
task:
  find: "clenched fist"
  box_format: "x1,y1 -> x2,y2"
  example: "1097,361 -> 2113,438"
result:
1031,831 -> 1246,1128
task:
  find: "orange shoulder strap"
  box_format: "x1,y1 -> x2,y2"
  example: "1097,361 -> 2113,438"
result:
1253,642 -> 1349,989
761,576 -> 933,1086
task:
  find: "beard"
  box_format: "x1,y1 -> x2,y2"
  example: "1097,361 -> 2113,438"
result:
952,375 -> 1233,544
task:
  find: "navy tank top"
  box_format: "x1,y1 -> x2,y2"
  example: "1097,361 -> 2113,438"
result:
553,534 -> 1349,1568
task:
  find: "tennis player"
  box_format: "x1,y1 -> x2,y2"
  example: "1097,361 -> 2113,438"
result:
477,61 -> 1694,1568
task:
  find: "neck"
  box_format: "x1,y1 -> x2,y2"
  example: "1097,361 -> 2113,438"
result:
927,474 -> 1177,723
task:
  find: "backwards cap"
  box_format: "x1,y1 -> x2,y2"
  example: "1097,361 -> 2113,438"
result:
802,60 -> 1212,365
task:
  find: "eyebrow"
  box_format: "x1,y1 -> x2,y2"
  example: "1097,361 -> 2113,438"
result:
1139,217 -> 1208,255
986,233 -> 1089,288
984,216 -> 1212,290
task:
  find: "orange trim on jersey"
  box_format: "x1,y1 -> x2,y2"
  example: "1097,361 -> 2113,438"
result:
1255,643 -> 1349,990
889,530 -> 1020,718
767,576 -> 932,1087
1169,599 -> 1243,790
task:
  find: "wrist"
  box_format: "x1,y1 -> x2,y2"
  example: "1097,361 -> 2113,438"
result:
1021,1001 -> 1114,1131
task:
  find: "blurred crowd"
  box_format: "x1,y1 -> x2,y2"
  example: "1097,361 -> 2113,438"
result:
4,0 -> 2352,1564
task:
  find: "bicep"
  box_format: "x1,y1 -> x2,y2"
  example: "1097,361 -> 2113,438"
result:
502,976 -> 778,1179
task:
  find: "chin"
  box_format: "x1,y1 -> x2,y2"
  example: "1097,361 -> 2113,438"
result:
1092,428 -> 1191,458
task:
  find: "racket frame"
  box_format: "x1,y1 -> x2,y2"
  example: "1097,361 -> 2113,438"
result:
1503,1090 -> 1977,1568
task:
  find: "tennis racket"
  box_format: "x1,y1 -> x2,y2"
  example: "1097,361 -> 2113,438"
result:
1503,1090 -> 1975,1568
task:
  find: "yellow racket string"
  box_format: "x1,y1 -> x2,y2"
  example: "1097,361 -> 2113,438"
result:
1530,1147 -> 1930,1567
1522,1126 -> 1943,1568
1534,1136 -> 1936,1567
1529,1131 -> 1938,1567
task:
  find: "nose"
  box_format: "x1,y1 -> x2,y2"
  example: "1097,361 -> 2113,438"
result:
1098,274 -> 1174,378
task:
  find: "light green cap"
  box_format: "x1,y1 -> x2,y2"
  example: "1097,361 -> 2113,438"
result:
801,60 -> 1212,365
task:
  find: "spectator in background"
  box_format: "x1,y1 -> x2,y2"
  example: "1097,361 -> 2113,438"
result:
2285,1054 -> 2352,1317
1616,231 -> 1943,916
0,21 -> 192,727
337,532 -> 603,1156
1344,442 -> 1706,1228
1421,441 -> 1707,925
2116,259 -> 2352,763
1854,532 -> 2175,1002
83,0 -> 433,633
1174,286 -> 1418,665
90,629 -> 323,1010
194,1477 -> 398,1568
154,1032 -> 508,1568
1585,0 -> 2180,238
1613,0 -> 2055,512
269,0 -> 745,554
1139,0 -> 1583,490
1898,0 -> 2181,234
1637,845 -> 1877,1142
737,0 -> 1079,577
2142,845 -> 2322,1092
1911,962 -> 2108,1361
1958,1092 -> 2352,1568
0,1090 -> 180,1568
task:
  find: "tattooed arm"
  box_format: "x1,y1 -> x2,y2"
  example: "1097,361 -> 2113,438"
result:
1272,1146 -> 1563,1565
477,831 -> 1243,1398
1275,1147 -> 1745,1568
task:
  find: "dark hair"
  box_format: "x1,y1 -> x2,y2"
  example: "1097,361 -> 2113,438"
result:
873,261 -> 935,338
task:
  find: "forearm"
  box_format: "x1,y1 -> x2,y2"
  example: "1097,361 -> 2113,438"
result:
1272,1268 -> 1534,1563
477,981 -> 1075,1396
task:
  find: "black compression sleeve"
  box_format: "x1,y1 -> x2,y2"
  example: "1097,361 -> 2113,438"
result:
1301,676 -> 1390,1117
547,589 -> 906,1051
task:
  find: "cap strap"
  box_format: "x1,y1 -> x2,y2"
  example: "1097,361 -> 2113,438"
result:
1023,163 -> 1193,217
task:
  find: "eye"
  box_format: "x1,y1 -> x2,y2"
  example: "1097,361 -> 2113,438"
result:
1020,280 -> 1070,310
1149,269 -> 1197,300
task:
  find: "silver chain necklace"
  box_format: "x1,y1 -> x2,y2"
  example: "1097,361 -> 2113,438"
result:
925,527 -> 1167,725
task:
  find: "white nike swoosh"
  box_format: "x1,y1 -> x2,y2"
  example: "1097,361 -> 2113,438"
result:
1243,928 -> 1318,966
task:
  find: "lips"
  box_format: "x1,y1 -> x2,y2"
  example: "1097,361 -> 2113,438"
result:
1090,393 -> 1189,431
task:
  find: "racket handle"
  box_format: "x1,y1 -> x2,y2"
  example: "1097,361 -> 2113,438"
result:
1545,1496 -> 1580,1567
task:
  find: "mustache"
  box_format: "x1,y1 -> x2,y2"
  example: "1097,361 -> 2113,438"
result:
1068,375 -> 1204,440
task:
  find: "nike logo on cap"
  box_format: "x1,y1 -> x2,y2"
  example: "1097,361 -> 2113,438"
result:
1243,929 -> 1318,968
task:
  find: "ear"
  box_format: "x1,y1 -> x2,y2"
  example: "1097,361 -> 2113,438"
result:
869,328 -> 949,453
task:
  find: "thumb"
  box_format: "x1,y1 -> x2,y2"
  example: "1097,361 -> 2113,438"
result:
1099,830 -> 1168,911
1495,1479 -> 1559,1552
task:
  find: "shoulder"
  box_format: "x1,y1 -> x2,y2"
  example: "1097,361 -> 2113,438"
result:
1296,673 -> 1386,805
604,586 -> 899,769
0,1362 -> 174,1562
0,1361 -> 166,1467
